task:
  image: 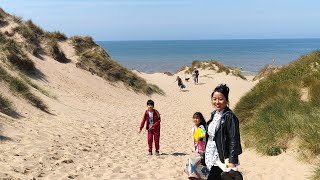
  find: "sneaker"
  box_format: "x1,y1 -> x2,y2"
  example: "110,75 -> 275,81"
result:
155,151 -> 160,156
148,152 -> 152,156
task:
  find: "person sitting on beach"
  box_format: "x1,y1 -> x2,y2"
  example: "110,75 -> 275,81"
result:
139,99 -> 161,156
205,84 -> 242,180
175,76 -> 186,90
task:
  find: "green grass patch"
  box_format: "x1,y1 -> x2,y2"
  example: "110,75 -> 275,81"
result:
0,94 -> 15,116
70,36 -> 164,95
0,66 -> 48,111
234,51 -> 320,161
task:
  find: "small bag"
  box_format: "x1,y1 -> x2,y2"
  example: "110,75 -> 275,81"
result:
221,170 -> 243,180
193,127 -> 205,142
184,156 -> 209,180
217,159 -> 243,180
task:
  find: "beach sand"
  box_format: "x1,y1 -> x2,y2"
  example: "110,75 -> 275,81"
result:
0,42 -> 315,180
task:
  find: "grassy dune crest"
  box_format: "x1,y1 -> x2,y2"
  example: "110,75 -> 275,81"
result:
234,51 -> 320,161
70,36 -> 164,95
182,60 -> 247,80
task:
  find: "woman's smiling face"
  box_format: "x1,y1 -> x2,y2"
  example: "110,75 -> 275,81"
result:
212,92 -> 228,111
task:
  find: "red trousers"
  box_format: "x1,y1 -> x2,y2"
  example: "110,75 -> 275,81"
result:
147,128 -> 160,152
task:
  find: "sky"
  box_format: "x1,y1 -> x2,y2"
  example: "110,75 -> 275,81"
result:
1,0 -> 320,41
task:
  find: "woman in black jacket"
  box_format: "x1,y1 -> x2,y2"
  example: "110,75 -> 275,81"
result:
205,84 -> 242,180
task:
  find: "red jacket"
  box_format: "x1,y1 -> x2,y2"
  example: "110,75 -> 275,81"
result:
140,109 -> 161,131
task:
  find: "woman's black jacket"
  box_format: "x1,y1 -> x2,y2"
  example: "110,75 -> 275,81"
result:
205,107 -> 242,164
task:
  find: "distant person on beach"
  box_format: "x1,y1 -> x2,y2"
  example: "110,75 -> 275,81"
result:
205,84 -> 243,180
175,76 -> 186,90
192,112 -> 206,156
194,68 -> 199,83
139,100 -> 161,156
192,68 -> 199,84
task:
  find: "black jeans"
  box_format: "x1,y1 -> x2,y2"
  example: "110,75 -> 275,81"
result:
208,166 -> 223,180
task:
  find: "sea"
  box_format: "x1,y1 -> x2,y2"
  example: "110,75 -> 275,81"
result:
97,39 -> 320,75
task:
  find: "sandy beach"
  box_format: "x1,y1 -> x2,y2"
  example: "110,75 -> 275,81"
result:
0,40 -> 315,179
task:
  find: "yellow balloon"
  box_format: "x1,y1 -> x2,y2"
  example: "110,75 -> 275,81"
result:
193,127 -> 205,142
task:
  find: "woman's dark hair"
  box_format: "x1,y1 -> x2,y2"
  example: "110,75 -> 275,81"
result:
193,112 -> 206,127
147,99 -> 154,106
211,84 -> 230,101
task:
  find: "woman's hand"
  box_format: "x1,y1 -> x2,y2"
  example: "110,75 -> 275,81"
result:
228,162 -> 236,168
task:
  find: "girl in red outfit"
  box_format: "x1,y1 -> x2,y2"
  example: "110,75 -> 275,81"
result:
139,100 -> 161,156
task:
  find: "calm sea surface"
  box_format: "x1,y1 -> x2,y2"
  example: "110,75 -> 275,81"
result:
97,39 -> 320,74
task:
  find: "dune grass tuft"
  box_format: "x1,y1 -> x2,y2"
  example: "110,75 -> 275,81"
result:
0,32 -> 37,74
234,51 -> 320,161
0,8 -> 9,19
12,21 -> 42,56
45,39 -> 69,63
19,73 -> 54,99
44,31 -> 68,41
312,166 -> 320,180
0,66 -> 48,111
70,36 -> 164,95
0,94 -> 15,116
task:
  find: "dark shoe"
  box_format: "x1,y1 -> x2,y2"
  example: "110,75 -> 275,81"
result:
155,151 -> 160,156
148,152 -> 152,155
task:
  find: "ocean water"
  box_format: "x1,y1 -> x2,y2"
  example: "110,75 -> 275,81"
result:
97,39 -> 320,74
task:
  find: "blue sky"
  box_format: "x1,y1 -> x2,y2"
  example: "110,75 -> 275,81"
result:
1,0 -> 320,41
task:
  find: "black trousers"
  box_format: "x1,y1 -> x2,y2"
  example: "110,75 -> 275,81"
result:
208,166 -> 223,180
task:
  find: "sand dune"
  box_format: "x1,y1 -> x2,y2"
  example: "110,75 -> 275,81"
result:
0,42 -> 315,180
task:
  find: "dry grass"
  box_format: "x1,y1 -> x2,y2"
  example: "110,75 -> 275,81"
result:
0,94 -> 15,116
182,60 -> 246,80
253,64 -> 283,81
12,24 -> 41,56
44,31 -> 68,41
45,39 -> 69,63
0,66 -> 48,111
0,32 -> 37,74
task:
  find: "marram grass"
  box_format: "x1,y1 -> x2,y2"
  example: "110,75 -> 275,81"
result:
235,51 -> 320,160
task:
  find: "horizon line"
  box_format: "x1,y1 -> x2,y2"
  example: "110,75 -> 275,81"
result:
96,37 -> 320,42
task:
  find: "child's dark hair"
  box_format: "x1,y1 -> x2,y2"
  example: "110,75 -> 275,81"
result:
147,99 -> 154,106
193,112 -> 206,127
211,83 -> 230,101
